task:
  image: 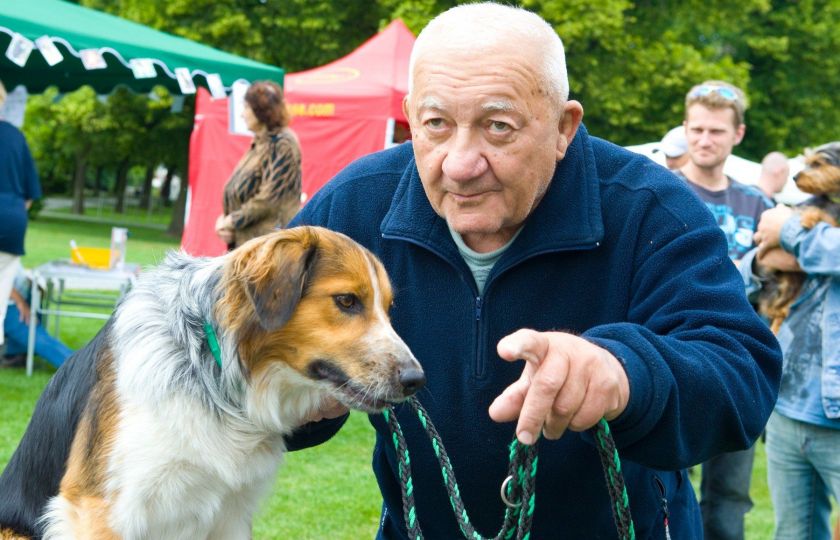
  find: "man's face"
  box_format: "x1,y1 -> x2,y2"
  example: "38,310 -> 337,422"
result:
684,104 -> 745,170
404,45 -> 581,253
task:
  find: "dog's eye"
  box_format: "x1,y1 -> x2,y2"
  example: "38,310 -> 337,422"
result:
333,294 -> 361,313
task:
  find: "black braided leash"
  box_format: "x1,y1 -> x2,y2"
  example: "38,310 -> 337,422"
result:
384,396 -> 635,540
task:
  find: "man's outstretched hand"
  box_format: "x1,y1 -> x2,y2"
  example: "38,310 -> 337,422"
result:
489,329 -> 629,445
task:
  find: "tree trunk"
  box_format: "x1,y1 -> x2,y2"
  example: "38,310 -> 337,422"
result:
140,164 -> 155,211
114,159 -> 130,214
71,157 -> 87,214
160,165 -> 175,208
166,167 -> 188,238
94,166 -> 105,196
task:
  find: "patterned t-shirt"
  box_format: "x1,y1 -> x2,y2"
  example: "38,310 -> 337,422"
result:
675,172 -> 773,261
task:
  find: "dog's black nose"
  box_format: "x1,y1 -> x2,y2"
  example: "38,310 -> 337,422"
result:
399,368 -> 426,396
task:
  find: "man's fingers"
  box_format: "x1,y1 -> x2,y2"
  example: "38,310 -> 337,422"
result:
542,365 -> 585,439
515,351 -> 569,444
303,397 -> 349,424
489,374 -> 531,423
497,328 -> 548,364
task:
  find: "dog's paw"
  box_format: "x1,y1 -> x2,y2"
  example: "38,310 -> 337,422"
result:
799,207 -> 835,229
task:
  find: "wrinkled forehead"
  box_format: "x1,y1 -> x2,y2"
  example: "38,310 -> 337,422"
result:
409,45 -> 555,117
411,38 -> 542,82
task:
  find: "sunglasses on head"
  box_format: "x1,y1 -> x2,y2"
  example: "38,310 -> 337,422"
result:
689,85 -> 738,102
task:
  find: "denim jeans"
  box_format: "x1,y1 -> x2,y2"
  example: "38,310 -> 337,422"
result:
766,412 -> 840,540
700,444 -> 756,540
3,303 -> 73,368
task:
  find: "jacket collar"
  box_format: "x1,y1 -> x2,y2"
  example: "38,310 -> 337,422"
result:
380,125 -> 604,262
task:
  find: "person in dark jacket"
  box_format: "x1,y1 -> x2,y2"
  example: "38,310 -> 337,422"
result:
0,79 -> 41,350
286,3 -> 782,538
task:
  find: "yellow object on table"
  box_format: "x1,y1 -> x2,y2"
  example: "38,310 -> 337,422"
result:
70,246 -> 112,269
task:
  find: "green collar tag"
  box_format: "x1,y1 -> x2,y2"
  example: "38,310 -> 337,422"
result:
204,321 -> 223,369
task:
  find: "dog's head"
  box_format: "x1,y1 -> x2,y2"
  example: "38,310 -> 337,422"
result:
217,226 -> 424,414
794,142 -> 840,195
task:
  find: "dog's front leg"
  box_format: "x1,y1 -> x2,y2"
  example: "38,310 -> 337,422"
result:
206,489 -> 261,540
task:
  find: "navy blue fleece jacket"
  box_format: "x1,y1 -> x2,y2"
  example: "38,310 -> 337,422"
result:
288,126 -> 781,539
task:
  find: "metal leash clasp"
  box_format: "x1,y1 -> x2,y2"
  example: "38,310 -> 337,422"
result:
500,475 -> 521,508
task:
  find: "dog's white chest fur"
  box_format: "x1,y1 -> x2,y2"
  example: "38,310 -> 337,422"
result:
110,397 -> 286,538
45,394 -> 288,540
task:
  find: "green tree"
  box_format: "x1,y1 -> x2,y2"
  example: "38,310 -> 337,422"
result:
734,0 -> 840,157
22,88 -> 71,195
81,0 -> 389,72
72,0 -> 840,163
29,86 -> 105,214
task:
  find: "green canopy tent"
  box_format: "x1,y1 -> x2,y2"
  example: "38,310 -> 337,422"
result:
0,0 -> 283,95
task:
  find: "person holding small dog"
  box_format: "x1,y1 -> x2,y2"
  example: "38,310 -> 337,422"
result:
287,4 -> 781,538
745,147 -> 840,539
215,80 -> 301,249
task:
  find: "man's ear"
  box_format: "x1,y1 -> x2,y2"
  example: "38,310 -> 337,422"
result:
402,96 -> 413,138
734,123 -> 746,146
556,100 -> 584,161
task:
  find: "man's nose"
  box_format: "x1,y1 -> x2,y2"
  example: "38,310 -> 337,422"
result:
441,130 -> 489,181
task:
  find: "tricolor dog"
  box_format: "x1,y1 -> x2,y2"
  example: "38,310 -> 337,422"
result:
0,226 -> 425,539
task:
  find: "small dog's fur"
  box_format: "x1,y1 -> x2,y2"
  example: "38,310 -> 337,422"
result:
0,226 -> 425,539
759,142 -> 840,333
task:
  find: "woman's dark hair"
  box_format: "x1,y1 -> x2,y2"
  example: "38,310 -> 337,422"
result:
244,80 -> 289,130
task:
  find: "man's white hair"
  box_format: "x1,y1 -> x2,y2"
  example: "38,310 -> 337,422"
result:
407,3 -> 568,103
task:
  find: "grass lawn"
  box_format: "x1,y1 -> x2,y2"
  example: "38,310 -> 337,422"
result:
3,215 -> 836,537
23,214 -> 179,269
43,195 -> 174,228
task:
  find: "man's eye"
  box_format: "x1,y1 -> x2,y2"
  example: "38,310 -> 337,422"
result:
489,120 -> 511,133
425,118 -> 445,129
333,294 -> 361,312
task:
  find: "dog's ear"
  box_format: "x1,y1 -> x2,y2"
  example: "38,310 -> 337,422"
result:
227,231 -> 320,331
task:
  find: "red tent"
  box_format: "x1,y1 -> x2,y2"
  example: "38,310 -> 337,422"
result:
181,20 -> 415,256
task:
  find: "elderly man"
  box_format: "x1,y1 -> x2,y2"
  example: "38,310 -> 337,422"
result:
289,4 -> 780,538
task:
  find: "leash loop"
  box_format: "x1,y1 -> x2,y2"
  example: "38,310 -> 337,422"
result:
385,396 -> 636,539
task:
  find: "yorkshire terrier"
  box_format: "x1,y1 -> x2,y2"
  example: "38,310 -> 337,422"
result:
759,142 -> 840,334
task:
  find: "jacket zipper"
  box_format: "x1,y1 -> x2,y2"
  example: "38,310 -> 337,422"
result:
381,233 -> 600,379
653,475 -> 672,540
474,296 -> 484,377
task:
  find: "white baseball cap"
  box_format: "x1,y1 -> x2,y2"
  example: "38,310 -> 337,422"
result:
659,126 -> 688,158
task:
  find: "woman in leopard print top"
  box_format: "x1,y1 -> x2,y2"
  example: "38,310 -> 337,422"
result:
215,80 -> 301,249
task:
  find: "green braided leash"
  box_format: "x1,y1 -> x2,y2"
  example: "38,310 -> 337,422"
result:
384,397 -> 635,540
